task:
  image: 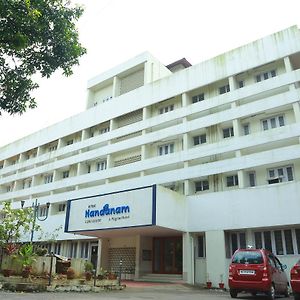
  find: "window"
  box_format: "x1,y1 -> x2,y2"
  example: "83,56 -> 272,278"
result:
226,175 -> 239,187
254,229 -> 300,255
39,206 -> 48,218
248,172 -> 256,187
158,143 -> 174,156
192,93 -> 204,103
193,134 -> 207,145
195,180 -> 209,192
223,127 -> 234,138
54,243 -> 61,255
87,165 -> 91,173
58,203 -> 66,212
228,232 -> 246,256
49,145 -> 57,152
256,70 -> 276,82
62,171 -> 69,178
97,160 -> 107,171
219,84 -> 230,94
44,174 -> 53,184
66,140 -> 73,145
238,80 -> 244,88
159,104 -> 174,114
100,127 -> 110,134
267,165 -> 294,184
262,115 -> 285,130
69,242 -> 77,258
80,242 -> 89,258
197,235 -> 205,258
243,124 -> 250,135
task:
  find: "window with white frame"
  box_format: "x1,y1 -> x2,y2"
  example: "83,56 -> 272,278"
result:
159,104 -> 174,115
54,243 -> 61,255
228,232 -> 246,256
39,206 -> 48,218
58,203 -> 66,212
62,171 -> 69,178
100,127 -> 110,134
243,124 -> 250,135
248,172 -> 256,187
195,180 -> 209,192
226,174 -> 238,187
254,229 -> 300,255
193,134 -> 207,146
158,143 -> 174,156
219,84 -> 230,94
223,127 -> 234,138
44,174 -> 53,184
69,242 -> 77,258
48,145 -> 57,152
197,235 -> 206,258
267,165 -> 294,184
66,140 -> 73,145
261,115 -> 285,130
80,242 -> 89,258
256,70 -> 276,82
97,160 -> 107,171
238,80 -> 245,88
192,93 -> 204,103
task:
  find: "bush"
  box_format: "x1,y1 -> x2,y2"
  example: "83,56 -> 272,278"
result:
35,248 -> 48,256
84,261 -> 94,272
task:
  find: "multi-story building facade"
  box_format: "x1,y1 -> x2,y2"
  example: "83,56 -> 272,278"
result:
1,26 -> 300,287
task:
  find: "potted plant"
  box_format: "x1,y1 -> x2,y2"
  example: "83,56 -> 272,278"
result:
66,267 -> 75,279
18,243 -> 36,278
84,261 -> 94,281
206,273 -> 212,289
219,274 -> 225,289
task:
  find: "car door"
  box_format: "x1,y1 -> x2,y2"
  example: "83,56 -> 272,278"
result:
268,254 -> 283,292
274,256 -> 288,292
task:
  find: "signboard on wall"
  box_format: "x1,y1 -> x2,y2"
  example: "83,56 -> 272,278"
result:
64,185 -> 156,233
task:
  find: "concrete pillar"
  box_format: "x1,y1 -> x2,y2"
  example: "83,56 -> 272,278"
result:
144,61 -> 153,84
112,76 -> 120,97
293,102 -> 300,122
135,235 -> 141,279
205,230 -> 226,287
183,232 -> 194,284
229,76 -> 237,91
182,92 -> 189,107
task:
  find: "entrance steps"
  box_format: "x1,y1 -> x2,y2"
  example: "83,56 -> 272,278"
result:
135,273 -> 183,283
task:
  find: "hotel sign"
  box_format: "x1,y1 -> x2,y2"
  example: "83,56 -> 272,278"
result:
65,185 -> 156,233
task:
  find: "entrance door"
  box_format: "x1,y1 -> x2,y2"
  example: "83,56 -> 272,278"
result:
153,237 -> 182,274
90,245 -> 98,270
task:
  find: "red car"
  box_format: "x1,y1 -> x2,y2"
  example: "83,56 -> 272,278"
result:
228,248 -> 289,299
291,259 -> 300,300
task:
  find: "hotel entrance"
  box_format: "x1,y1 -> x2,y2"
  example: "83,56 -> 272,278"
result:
153,237 -> 182,274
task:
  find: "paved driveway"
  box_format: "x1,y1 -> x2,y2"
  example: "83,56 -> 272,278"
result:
0,283 -> 283,300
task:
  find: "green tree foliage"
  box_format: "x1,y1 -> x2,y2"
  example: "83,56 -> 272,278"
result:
0,202 -> 35,252
0,0 -> 86,115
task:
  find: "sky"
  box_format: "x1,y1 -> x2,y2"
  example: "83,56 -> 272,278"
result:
1,0 -> 300,147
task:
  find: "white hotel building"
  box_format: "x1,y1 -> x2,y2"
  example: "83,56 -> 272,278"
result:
1,26 -> 300,286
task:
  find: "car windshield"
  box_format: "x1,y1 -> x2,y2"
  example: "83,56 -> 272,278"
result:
232,251 -> 263,264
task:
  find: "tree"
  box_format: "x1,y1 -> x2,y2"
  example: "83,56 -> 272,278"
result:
0,201 -> 37,269
0,0 -> 86,115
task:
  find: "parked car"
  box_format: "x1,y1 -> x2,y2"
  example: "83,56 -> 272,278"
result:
228,248 -> 289,299
291,259 -> 300,300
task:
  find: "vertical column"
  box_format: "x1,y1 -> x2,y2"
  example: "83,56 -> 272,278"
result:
183,232 -> 194,284
96,239 -> 102,274
135,235 -> 141,279
182,92 -> 189,107
112,76 -> 121,98
284,56 -> 296,91
235,150 -> 245,188
144,61 -> 153,84
205,230 -> 226,287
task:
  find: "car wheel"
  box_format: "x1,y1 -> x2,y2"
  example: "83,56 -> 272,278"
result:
267,284 -> 275,300
230,289 -> 238,298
